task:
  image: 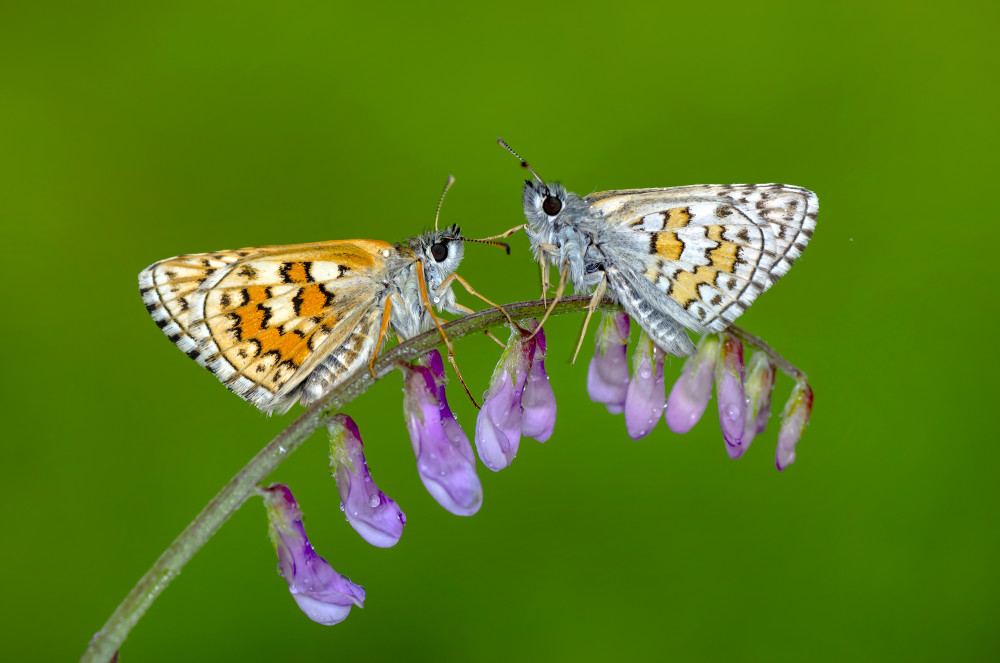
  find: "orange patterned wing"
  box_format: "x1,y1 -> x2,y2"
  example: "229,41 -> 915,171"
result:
139,239 -> 394,413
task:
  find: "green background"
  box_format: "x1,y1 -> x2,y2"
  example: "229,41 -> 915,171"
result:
3,1 -> 996,661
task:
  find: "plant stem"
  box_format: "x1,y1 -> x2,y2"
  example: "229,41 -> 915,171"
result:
81,295 -> 598,663
728,324 -> 809,382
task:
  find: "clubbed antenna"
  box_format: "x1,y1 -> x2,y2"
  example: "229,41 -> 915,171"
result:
496,137 -> 547,187
461,236 -> 511,255
434,175 -> 456,231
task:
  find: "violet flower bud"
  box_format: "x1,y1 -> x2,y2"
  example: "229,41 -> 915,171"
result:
624,331 -> 666,440
519,322 -> 557,443
665,335 -> 720,434
740,352 -> 777,452
403,352 -> 483,515
327,414 -> 405,548
475,326 -> 532,471
715,333 -> 746,457
260,483 -> 365,625
776,381 -> 814,471
586,311 -> 631,413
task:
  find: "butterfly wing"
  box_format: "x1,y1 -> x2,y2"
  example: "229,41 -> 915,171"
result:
139,239 -> 394,413
587,185 -> 816,340
589,184 -> 817,287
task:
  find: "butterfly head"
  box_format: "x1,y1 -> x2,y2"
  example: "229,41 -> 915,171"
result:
410,224 -> 465,292
522,180 -> 572,230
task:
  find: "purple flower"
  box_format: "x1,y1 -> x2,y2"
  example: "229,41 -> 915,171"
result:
740,352 -> 777,452
475,327 -> 531,471
624,331 -> 666,440
715,333 -> 746,458
776,381 -> 814,471
403,351 -> 483,515
260,483 -> 365,625
519,322 -> 556,443
586,311 -> 631,414
665,335 -> 720,434
327,414 -> 405,548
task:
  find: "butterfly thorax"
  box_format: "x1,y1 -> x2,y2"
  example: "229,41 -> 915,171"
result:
522,181 -> 606,293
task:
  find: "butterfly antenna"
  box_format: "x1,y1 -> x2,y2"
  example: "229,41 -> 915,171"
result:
461,236 -> 511,255
434,175 -> 456,231
497,137 -> 547,187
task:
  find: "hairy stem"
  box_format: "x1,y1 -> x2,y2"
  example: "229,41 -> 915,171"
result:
81,295 -> 599,663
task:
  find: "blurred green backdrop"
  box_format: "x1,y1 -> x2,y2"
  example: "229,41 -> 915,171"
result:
2,1 -> 996,661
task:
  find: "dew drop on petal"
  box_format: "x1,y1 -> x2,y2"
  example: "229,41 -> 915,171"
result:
369,495 -> 380,508
725,405 -> 740,423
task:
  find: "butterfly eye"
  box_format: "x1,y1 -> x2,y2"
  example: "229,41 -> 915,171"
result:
430,242 -> 449,262
542,195 -> 562,216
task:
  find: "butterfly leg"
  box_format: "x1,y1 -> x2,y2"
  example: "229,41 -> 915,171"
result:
524,260 -> 569,342
416,261 -> 480,408
369,294 -> 395,379
435,273 -> 517,329
535,243 -> 559,304
476,224 -> 525,241
570,275 -> 607,364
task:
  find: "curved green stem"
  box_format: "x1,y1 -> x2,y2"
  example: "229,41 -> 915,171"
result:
80,295 -> 599,663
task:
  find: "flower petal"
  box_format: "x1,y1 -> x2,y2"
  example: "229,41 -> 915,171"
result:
475,370 -> 522,471
403,356 -> 483,515
624,332 -> 665,440
665,335 -> 720,434
261,483 -> 365,625
776,381 -> 814,471
327,414 -> 405,548
520,324 -> 556,443
741,352 -> 777,452
586,312 -> 631,413
715,333 -> 746,457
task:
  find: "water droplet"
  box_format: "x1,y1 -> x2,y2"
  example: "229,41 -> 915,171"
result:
725,405 -> 739,422
277,445 -> 286,454
640,369 -> 651,379
339,502 -> 345,512
369,495 -> 381,508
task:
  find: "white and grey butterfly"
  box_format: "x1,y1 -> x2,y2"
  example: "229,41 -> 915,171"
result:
495,139 -> 818,357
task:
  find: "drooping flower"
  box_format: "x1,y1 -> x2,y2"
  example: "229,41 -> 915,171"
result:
715,333 -> 746,458
327,414 -> 405,548
664,334 -> 720,434
586,311 -> 631,414
260,483 -> 365,625
403,351 -> 483,515
624,330 -> 666,440
740,352 -> 777,453
519,323 -> 557,443
474,320 -> 555,469
475,325 -> 532,471
775,381 -> 814,471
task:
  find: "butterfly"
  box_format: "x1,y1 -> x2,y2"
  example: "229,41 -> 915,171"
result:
139,178 -> 500,414
496,139 -> 818,358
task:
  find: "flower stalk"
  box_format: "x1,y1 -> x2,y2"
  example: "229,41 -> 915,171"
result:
80,295 -> 603,663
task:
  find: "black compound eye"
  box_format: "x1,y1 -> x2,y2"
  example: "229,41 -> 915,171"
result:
542,195 -> 562,216
430,242 -> 449,262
